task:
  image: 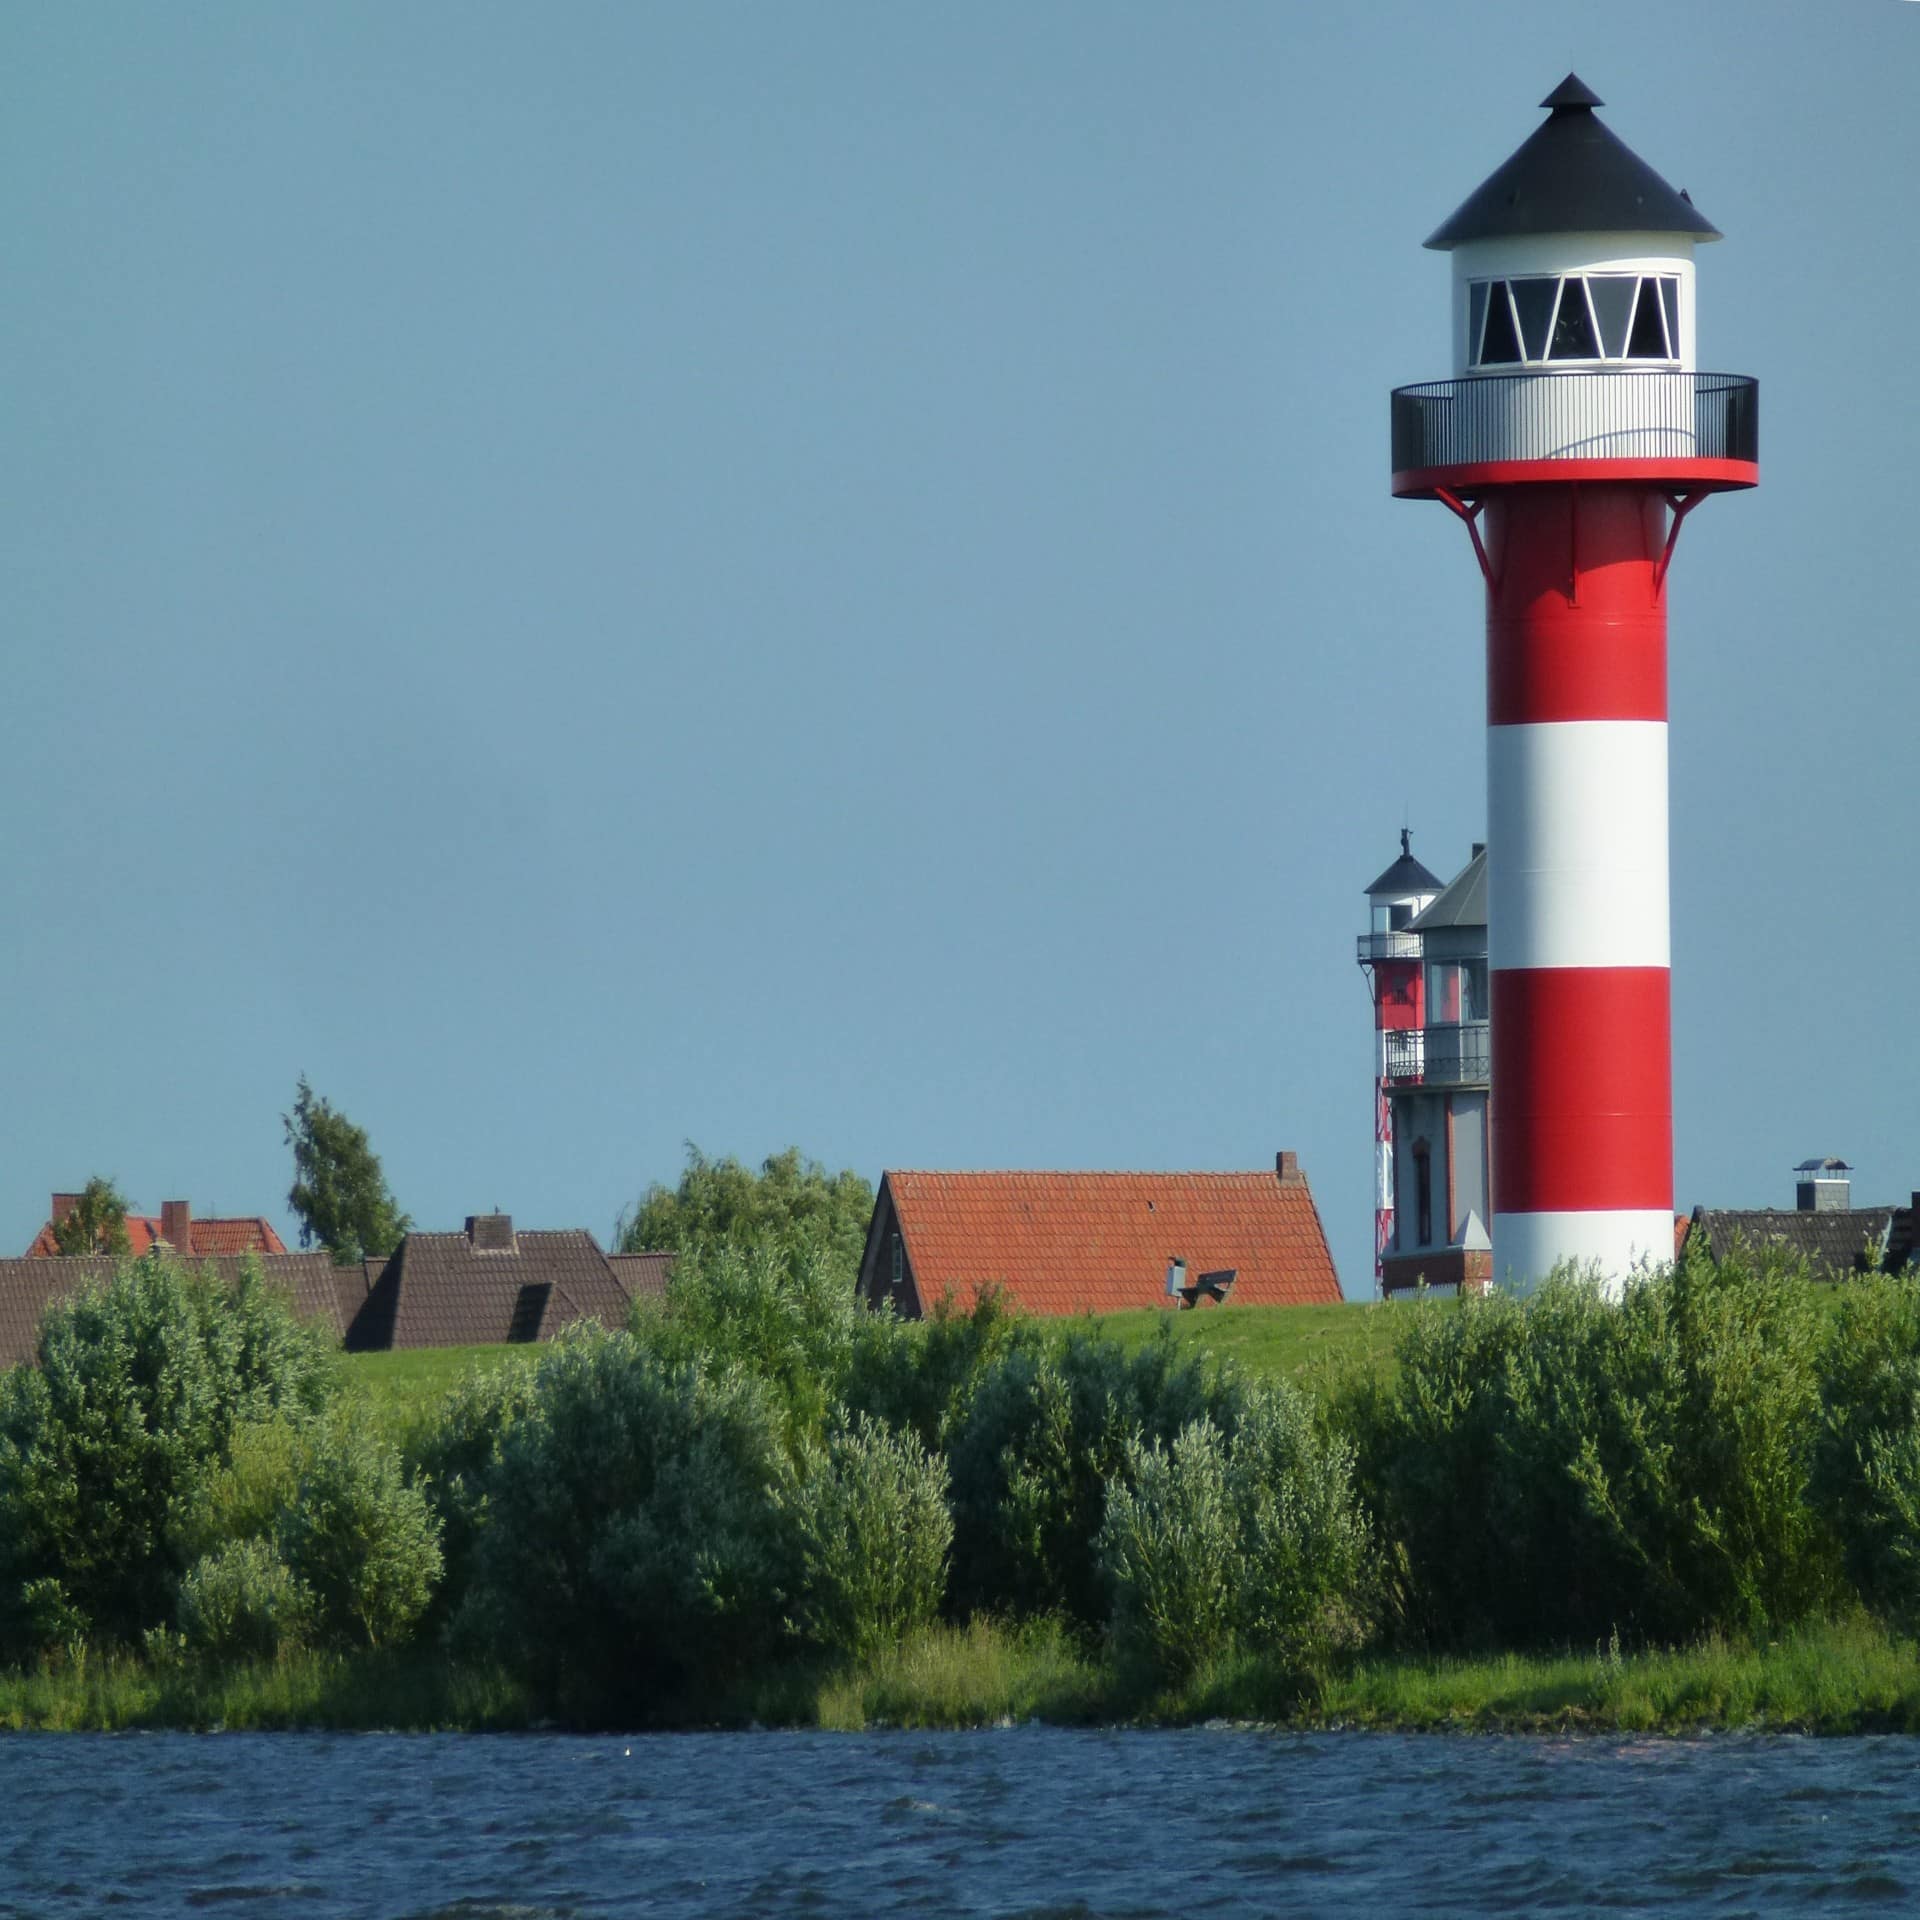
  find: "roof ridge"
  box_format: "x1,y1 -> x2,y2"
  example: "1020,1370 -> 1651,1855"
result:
885,1167 -> 1296,1179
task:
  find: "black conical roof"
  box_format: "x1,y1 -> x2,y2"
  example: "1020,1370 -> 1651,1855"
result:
1365,829 -> 1443,899
1425,74 -> 1720,252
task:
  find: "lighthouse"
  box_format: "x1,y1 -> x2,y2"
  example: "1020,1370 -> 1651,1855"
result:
1392,77 -> 1758,1293
1357,830 -> 1442,1290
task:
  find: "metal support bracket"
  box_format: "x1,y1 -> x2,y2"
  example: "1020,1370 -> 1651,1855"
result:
1434,488 -> 1497,590
1654,491 -> 1705,593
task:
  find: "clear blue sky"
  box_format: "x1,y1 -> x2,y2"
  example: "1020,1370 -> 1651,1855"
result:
5,3 -> 1915,1294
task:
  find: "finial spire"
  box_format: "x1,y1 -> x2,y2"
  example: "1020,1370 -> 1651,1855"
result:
1540,73 -> 1603,111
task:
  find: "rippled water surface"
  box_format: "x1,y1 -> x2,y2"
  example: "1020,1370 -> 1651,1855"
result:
3,1727 -> 1918,1917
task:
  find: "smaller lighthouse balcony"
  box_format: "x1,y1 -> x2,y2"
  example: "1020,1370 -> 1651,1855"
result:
1384,1020 -> 1490,1090
1391,371 -> 1758,498
1357,929 -> 1423,963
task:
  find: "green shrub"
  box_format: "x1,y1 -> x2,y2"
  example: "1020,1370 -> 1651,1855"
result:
1357,1248 -> 1836,1649
177,1540 -> 312,1661
945,1321 -> 1239,1631
1232,1383 -> 1374,1662
278,1427 -> 442,1649
1812,1274 -> 1920,1625
1099,1384 -> 1373,1679
840,1285 -> 1022,1455
0,1252 -> 337,1657
171,1416 -> 310,1568
404,1355 -> 541,1622
454,1333 -> 800,1715
1099,1421 -> 1238,1677
785,1412 -> 952,1658
645,1241 -> 864,1442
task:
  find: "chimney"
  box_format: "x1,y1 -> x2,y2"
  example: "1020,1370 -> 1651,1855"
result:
1794,1158 -> 1851,1213
160,1199 -> 192,1253
1276,1151 -> 1303,1187
49,1192 -> 81,1236
466,1213 -> 516,1253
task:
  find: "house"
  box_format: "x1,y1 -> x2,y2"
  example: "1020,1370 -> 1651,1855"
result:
1686,1159 -> 1917,1281
0,1250 -> 349,1371
338,1214 -> 664,1351
0,1203 -> 676,1366
26,1192 -> 286,1259
856,1153 -> 1341,1318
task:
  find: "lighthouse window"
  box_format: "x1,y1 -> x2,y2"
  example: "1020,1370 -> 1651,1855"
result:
1587,275 -> 1639,357
1470,274 -> 1681,368
1478,283 -> 1522,365
1548,280 -> 1599,360
1510,277 -> 1557,360
1626,277 -> 1671,359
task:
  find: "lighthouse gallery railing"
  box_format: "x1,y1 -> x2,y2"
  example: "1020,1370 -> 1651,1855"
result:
1391,372 -> 1758,473
1383,1021 -> 1490,1089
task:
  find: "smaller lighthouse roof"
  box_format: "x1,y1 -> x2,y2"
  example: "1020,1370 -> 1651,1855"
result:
1425,74 -> 1721,251
1409,845 -> 1486,931
1365,829 -> 1442,900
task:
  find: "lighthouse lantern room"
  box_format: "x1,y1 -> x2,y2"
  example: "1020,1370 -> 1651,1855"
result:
1392,77 -> 1758,1294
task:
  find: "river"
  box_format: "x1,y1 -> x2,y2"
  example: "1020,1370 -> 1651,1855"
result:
2,1727 -> 1913,1916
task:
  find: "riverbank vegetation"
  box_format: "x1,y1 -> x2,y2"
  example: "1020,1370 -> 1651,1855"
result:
4,1226 -> 1920,1735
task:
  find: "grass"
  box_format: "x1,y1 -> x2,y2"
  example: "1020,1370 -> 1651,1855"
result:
9,1619 -> 1918,1736
1313,1617 -> 1920,1734
344,1343 -> 532,1448
0,1647 -> 533,1733
336,1300 -> 1417,1447
774,1615 -> 1920,1736
1096,1299 -> 1415,1392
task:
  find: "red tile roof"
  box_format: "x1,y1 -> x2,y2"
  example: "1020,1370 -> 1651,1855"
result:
26,1213 -> 287,1258
876,1167 -> 1342,1317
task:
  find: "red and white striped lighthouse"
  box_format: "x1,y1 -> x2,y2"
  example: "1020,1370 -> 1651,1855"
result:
1392,76 -> 1758,1292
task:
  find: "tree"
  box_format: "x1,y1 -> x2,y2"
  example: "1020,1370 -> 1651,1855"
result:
0,1251 -> 337,1656
616,1145 -> 872,1275
50,1176 -> 132,1256
283,1076 -> 411,1266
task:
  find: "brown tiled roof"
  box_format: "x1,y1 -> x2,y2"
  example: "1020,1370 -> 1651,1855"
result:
26,1213 -> 287,1258
877,1167 -> 1342,1317
350,1226 -> 634,1351
1691,1206 -> 1909,1280
608,1252 -> 673,1305
0,1253 -> 343,1369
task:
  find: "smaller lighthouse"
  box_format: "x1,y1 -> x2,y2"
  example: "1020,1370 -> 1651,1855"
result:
1392,77 -> 1758,1293
1357,832 -> 1440,1290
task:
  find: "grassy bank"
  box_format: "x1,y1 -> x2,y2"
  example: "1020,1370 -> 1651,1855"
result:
795,1616 -> 1920,1736
0,1648 -> 533,1733
9,1618 -> 1918,1737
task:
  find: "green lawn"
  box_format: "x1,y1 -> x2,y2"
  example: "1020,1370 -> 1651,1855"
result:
1095,1297 -> 1419,1389
344,1343 -> 531,1445
339,1297 -> 1420,1442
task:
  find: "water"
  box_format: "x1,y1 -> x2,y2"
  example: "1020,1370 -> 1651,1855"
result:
2,1727 -> 1916,1917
